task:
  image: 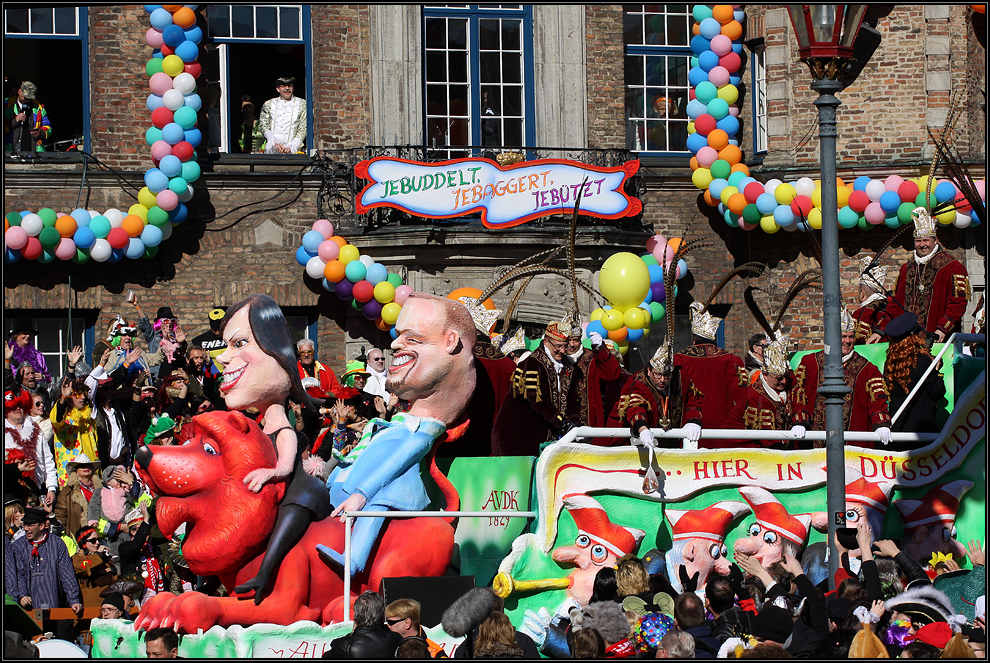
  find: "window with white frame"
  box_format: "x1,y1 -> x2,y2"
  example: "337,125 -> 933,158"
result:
623,5 -> 691,154
202,4 -> 310,155
3,6 -> 89,152
751,44 -> 768,154
423,5 -> 532,160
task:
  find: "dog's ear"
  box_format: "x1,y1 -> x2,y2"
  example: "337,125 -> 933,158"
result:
227,410 -> 252,435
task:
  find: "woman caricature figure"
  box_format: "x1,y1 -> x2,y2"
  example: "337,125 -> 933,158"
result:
217,294 -> 329,603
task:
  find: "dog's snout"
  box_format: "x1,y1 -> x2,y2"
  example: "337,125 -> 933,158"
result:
135,445 -> 153,470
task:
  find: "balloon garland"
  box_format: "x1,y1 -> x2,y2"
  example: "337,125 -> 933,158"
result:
686,5 -> 986,233
296,220 -> 410,333
3,5 -> 201,264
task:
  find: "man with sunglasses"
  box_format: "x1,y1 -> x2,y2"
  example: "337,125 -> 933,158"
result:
295,338 -> 340,395
385,598 -> 447,658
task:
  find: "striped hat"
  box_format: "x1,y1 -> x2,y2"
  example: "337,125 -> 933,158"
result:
894,480 -> 973,529
845,474 -> 893,516
738,486 -> 812,548
562,493 -> 645,559
667,501 -> 749,544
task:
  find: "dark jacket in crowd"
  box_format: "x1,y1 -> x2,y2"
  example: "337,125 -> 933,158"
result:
766,574 -> 829,658
452,629 -> 539,658
685,620 -> 719,658
325,625 -> 402,659
712,605 -> 754,644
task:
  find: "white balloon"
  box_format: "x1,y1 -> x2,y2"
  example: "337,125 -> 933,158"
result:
163,88 -> 185,111
172,72 -> 197,95
91,238 -> 112,262
177,184 -> 194,202
781,221 -> 798,232
20,214 -> 44,237
88,209 -> 100,219
104,208 -> 124,225
953,211 -> 972,229
306,256 -> 327,279
359,254 -> 374,268
160,221 -> 174,241
795,177 -> 816,197
865,179 -> 886,202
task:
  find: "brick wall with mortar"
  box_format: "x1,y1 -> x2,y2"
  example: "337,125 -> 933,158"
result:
310,5 -> 372,150
585,5 -> 625,149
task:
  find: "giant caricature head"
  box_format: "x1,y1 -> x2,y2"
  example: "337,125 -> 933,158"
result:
895,480 -> 972,564
733,486 -> 812,567
664,501 -> 749,594
551,493 -> 645,606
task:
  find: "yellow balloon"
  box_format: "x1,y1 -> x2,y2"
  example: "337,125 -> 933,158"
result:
687,120 -> 696,135
811,188 -> 822,208
381,302 -> 402,325
836,186 -> 851,207
590,307 -> 605,322
774,183 -> 796,204
692,167 -> 713,190
338,244 -> 360,264
374,281 -> 396,304
760,216 -> 780,234
641,325 -> 650,337
615,339 -> 629,356
599,252 -> 650,311
624,307 -> 648,330
138,187 -> 158,209
808,207 -> 823,229
601,309 -> 625,332
719,185 -> 739,206
936,208 -> 955,224
128,204 -> 149,222
162,55 -> 184,77
716,84 -> 738,104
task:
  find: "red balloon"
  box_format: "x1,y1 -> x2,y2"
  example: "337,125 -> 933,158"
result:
897,180 -> 920,203
719,52 -> 742,72
172,141 -> 194,161
744,182 -> 764,204
848,190 -> 870,213
151,107 -> 173,129
694,114 -> 717,136
183,61 -> 202,79
352,280 -> 375,303
790,195 -> 814,217
107,227 -> 130,250
22,237 -> 43,260
160,43 -> 175,57
688,88 -> 696,101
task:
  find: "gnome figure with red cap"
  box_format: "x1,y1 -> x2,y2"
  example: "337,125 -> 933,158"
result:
734,486 -> 812,567
665,501 -> 750,594
894,480 -> 972,566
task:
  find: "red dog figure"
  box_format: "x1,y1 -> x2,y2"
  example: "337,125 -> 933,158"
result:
133,411 -> 457,633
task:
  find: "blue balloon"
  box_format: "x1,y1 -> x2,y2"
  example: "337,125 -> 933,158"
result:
70,208 -> 91,226
756,192 -> 778,215
184,25 -> 203,44
144,5 -> 162,12
159,154 -> 182,177
736,177 -> 756,190
734,9 -> 745,22
686,99 -> 707,120
108,248 -> 125,263
183,127 -> 202,147
853,176 -> 872,191
182,93 -> 202,112
366,263 -> 388,285
168,203 -> 188,224
716,115 -> 740,136
688,66 -> 709,88
145,168 -> 170,193
647,263 -> 664,284
151,49 -> 163,60
709,179 -> 729,199
389,326 -> 398,340
322,278 -> 336,293
302,230 -> 324,253
690,35 -> 711,56
296,245 -> 315,266
686,132 -> 708,154
729,73 -> 742,86
774,204 -> 796,226
677,259 -> 688,279
141,224 -> 164,248
626,328 -> 644,342
162,24 -> 185,47
728,138 -> 739,146
796,220 -> 809,232
732,42 -> 744,55
4,248 -> 20,263
934,181 -> 957,204
586,320 -> 608,339
161,123 -> 184,145
175,40 -> 199,63
879,190 -> 901,214
643,288 -> 653,304
147,93 -> 165,111
19,210 -> 30,217
125,237 -> 146,260
699,17 -> 721,39
74,226 -> 96,249
698,51 -> 720,72
150,8 -> 173,29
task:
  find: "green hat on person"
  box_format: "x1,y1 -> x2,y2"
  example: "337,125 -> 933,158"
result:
932,565 -> 986,622
143,415 -> 177,445
340,361 -> 369,388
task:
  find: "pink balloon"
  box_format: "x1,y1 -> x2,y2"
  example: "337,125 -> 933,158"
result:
737,218 -> 756,231
317,239 -> 340,262
708,66 -> 730,87
5,226 -> 28,250
146,28 -> 165,49
975,180 -> 986,199
645,234 -> 667,254
151,140 -> 173,161
393,285 -> 413,306
653,243 -> 675,263
149,72 -> 173,96
884,174 -> 904,192
312,218 -> 334,240
710,34 -> 733,56
156,189 -> 179,211
864,201 -> 885,224
728,105 -> 740,117
55,237 -> 77,260
696,146 -> 719,167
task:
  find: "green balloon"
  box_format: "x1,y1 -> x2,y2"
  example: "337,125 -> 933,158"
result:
5,212 -> 21,227
351,298 -> 361,311
38,208 -> 57,226
742,204 -> 761,224
180,160 -> 200,183
914,192 -> 936,208
38,248 -> 56,264
897,202 -> 915,224
72,248 -> 90,264
857,217 -> 870,230
710,159 -> 731,180
143,246 -> 159,259
168,176 -> 189,195
649,301 -> 665,324
147,206 -> 170,227
146,58 -> 164,77
641,254 -> 659,266
38,226 -> 61,248
386,272 -> 403,287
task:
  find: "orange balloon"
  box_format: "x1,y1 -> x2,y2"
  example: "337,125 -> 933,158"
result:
667,237 -> 683,253
973,5 -> 986,14
727,192 -> 748,215
836,177 -> 846,188
722,20 -> 743,40
692,22 -> 701,36
719,144 -> 742,165
375,317 -> 390,331
730,163 -> 750,175
607,327 -> 628,342
712,5 -> 734,23
172,7 -> 196,28
324,260 -> 346,282
121,214 -> 145,237
708,129 -> 729,150
329,236 -> 347,248
446,287 -> 496,310
54,216 -> 77,238
689,156 -> 699,171
703,190 -> 717,207
162,5 -> 182,12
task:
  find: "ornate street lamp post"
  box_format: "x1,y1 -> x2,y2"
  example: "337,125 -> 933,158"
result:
787,4 -> 868,588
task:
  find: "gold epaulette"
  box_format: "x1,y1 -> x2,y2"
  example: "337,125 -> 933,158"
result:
736,366 -> 749,388
743,406 -> 773,430
953,274 -> 971,300
617,394 -> 650,422
511,368 -> 544,403
866,376 -> 888,402
793,363 -> 808,405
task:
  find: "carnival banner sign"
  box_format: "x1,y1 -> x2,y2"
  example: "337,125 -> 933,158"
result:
355,157 -> 642,228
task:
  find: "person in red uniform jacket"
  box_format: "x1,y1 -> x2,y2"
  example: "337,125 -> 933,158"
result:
722,335 -> 806,450
792,308 -> 892,449
673,302 -> 748,430
888,207 -> 970,342
604,340 -> 703,449
295,338 -> 341,395
563,318 -> 625,430
852,255 -> 893,344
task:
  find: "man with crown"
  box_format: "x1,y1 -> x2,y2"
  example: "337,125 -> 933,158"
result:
792,308 -> 892,448
601,340 -> 703,448
562,314 -> 624,431
674,303 -> 748,432
721,335 -> 806,449
853,256 -> 893,344
889,207 -> 970,343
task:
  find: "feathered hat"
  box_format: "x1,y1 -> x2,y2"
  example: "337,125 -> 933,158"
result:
859,255 -> 889,294
841,307 -> 856,333
649,340 -> 674,374
763,334 -> 790,376
912,206 -> 938,238
492,326 -> 527,356
457,296 -> 502,336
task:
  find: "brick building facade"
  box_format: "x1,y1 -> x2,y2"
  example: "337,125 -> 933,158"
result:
4,5 -> 985,376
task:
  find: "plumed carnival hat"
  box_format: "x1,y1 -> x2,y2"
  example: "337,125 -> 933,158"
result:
105,314 -> 137,341
273,76 -> 296,87
5,389 -> 31,413
562,493 -> 645,559
689,301 -> 721,341
8,317 -> 36,337
492,326 -> 527,356
738,486 -> 812,548
649,339 -> 674,374
564,310 -> 583,338
912,206 -> 938,238
124,508 -> 144,526
885,585 -> 955,626
208,307 -> 226,332
859,255 -> 889,294
894,479 -> 973,530
666,501 -> 749,544
341,360 -> 370,380
841,307 -> 856,333
763,334 -> 789,376
457,296 -> 502,336
884,313 -> 922,342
